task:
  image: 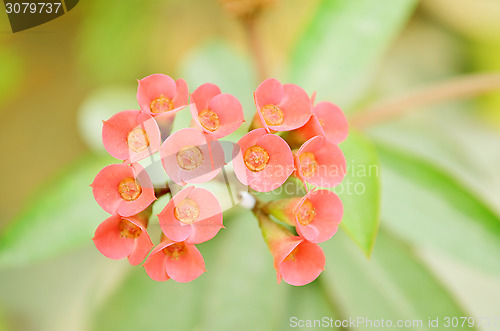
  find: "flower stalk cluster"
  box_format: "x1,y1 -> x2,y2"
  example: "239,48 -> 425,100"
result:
91,74 -> 348,285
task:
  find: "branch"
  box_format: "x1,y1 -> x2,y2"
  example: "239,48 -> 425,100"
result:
350,72 -> 500,129
243,16 -> 268,82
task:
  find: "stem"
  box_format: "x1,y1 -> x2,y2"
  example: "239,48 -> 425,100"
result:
350,72 -> 500,130
243,17 -> 268,82
154,185 -> 170,198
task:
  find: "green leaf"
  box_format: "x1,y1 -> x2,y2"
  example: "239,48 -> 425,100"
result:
322,228 -> 469,323
78,0 -> 159,84
368,109 -> 500,210
290,0 -> 417,108
0,245 -> 130,331
0,48 -> 23,108
92,264 -> 207,331
0,153 -> 113,268
329,130 -> 381,256
283,283 -> 340,329
92,208 -> 290,331
197,208 -> 288,330
376,143 -> 500,275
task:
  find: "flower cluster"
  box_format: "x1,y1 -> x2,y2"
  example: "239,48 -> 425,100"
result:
91,74 -> 347,286
241,79 -> 347,285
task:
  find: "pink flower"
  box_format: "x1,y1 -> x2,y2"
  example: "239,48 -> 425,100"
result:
257,211 -> 325,286
291,101 -> 348,145
295,189 -> 342,243
160,128 -> 225,186
276,238 -> 325,286
190,83 -> 244,139
158,186 -> 223,244
265,190 -> 343,243
143,238 -> 206,283
294,136 -> 346,188
253,78 -> 312,131
137,74 -> 189,116
93,213 -> 153,265
233,128 -> 294,192
102,110 -> 161,163
91,163 -> 156,217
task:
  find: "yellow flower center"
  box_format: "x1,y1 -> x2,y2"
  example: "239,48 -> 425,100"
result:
296,199 -> 316,226
118,219 -> 142,238
118,177 -> 142,201
176,146 -> 204,170
244,145 -> 270,172
150,95 -> 174,113
285,246 -> 299,262
174,198 -> 200,224
127,127 -> 150,153
298,152 -> 318,177
198,109 -> 220,132
260,104 -> 284,126
164,242 -> 187,260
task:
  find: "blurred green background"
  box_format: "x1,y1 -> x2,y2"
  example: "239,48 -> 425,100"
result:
1,0 -> 500,330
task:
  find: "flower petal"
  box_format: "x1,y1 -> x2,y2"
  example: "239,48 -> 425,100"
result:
102,110 -> 161,162
172,78 -> 189,109
313,101 -> 348,144
158,187 -> 195,242
126,216 -> 154,265
116,163 -> 156,217
143,239 -> 173,282
279,241 -> 325,286
191,83 -> 221,112
254,78 -> 284,108
184,187 -> 223,244
246,133 -> 294,192
296,136 -> 346,188
164,244 -> 206,283
289,114 -> 325,146
161,128 -> 224,185
137,74 -> 177,113
233,128 -> 267,186
295,189 -> 343,243
93,215 -> 134,260
272,83 -> 312,131
205,93 -> 244,138
91,164 -> 134,215
143,252 -> 169,282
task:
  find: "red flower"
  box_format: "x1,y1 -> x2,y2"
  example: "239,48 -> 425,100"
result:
93,213 -> 153,265
137,74 -> 189,116
253,78 -> 312,131
158,186 -> 223,244
102,110 -> 161,163
294,136 -> 346,188
291,101 -> 348,145
233,128 -> 294,192
190,83 -> 244,139
143,238 -> 206,283
91,163 -> 156,217
160,128 -> 225,185
295,189 -> 343,243
266,189 -> 343,243
257,211 -> 325,286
